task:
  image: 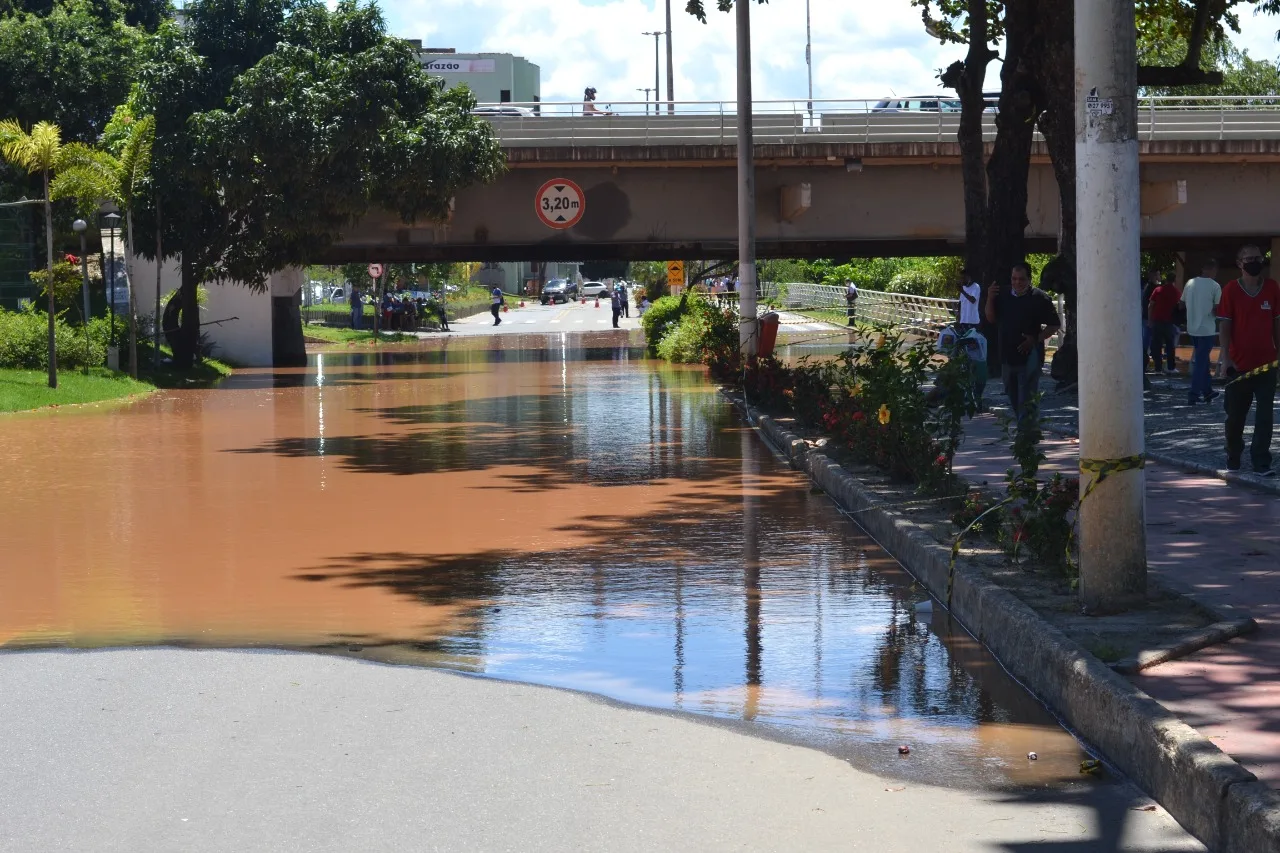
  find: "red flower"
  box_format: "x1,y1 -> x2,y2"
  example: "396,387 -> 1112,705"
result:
852,411 -> 866,422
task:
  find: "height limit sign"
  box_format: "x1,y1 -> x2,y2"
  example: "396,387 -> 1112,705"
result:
536,178 -> 585,229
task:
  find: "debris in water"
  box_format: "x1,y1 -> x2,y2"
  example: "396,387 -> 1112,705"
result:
1027,752 -> 1038,761
1080,759 -> 1102,775
897,745 -> 911,755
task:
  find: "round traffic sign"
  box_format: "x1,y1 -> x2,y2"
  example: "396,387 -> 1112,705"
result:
367,263 -> 384,279
535,179 -> 585,229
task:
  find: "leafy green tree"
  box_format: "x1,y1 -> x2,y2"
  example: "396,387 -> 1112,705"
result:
52,114 -> 154,377
0,0 -> 144,142
130,0 -> 504,368
0,118 -> 77,387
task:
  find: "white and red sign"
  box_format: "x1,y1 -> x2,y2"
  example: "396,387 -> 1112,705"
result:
367,263 -> 384,279
535,179 -> 585,229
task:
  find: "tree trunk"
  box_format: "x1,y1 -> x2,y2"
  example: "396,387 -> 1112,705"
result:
945,0 -> 993,278
1034,0 -> 1079,386
43,175 -> 56,389
172,252 -> 200,370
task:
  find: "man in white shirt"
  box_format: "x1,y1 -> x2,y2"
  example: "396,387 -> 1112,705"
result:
1181,258 -> 1222,405
957,268 -> 981,331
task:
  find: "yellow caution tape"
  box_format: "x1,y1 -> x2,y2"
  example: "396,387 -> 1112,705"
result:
1224,360 -> 1278,387
1078,455 -> 1145,505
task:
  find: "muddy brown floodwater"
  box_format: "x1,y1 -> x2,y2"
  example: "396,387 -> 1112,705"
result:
0,334 -> 1091,789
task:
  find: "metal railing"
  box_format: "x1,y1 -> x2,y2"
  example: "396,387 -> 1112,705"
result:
476,96 -> 1280,147
780,283 -> 959,338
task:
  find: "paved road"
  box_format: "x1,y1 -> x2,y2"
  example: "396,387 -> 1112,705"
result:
448,299 -> 643,335
0,649 -> 1201,852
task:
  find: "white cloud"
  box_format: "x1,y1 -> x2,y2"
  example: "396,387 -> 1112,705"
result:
382,0 -> 1280,109
384,0 -> 968,108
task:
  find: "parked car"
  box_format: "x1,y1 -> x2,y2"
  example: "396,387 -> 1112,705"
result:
581,281 -> 610,298
872,95 -> 998,113
472,105 -> 535,117
540,278 -> 579,305
328,286 -> 346,303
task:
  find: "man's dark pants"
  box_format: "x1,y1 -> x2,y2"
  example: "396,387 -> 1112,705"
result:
1150,321 -> 1178,371
612,308 -> 621,328
490,303 -> 501,325
1224,368 -> 1277,470
1001,357 -> 1042,430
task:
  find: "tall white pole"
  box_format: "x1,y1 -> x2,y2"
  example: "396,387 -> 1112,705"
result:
736,0 -> 758,355
1075,0 -> 1146,612
805,0 -> 813,119
665,0 -> 675,114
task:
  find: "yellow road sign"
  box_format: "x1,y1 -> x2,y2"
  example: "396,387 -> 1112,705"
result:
666,261 -> 685,289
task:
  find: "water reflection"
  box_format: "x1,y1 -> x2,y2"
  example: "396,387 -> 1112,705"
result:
0,335 -> 1084,789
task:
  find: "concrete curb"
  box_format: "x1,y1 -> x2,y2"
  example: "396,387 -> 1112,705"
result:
728,392 -> 1280,853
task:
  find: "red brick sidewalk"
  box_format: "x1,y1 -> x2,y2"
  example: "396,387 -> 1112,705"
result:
953,414 -> 1280,787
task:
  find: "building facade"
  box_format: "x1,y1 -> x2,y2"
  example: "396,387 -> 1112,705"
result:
410,45 -> 540,106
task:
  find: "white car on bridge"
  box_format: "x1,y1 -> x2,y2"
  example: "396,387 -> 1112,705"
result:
581,281 -> 610,298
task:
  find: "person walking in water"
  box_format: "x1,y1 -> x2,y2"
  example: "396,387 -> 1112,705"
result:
983,261 -> 1061,430
1218,244 -> 1280,474
1181,258 -> 1221,405
490,286 -> 503,326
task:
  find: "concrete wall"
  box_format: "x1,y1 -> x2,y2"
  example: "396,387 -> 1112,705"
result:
126,252 -> 279,368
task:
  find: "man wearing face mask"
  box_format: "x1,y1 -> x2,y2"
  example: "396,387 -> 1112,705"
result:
1218,245 -> 1280,475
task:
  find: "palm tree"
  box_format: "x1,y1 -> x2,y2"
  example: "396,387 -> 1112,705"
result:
0,120 -> 67,388
53,116 -> 155,380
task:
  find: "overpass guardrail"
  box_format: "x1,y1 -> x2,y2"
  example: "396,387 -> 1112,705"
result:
478,96 -> 1280,147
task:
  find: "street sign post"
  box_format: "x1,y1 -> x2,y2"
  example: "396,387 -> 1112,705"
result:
367,263 -> 384,279
535,179 -> 585,229
666,261 -> 684,291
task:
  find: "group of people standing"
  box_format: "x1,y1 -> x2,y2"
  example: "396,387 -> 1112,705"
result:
966,245 -> 1278,475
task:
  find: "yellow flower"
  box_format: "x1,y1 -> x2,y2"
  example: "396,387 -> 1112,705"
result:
851,382 -> 864,397
878,404 -> 891,425
875,334 -> 886,348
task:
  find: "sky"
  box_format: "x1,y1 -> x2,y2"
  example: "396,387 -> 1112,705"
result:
380,0 -> 1280,108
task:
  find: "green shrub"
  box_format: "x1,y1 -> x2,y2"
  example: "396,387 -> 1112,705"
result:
0,305 -> 124,370
640,295 -> 684,353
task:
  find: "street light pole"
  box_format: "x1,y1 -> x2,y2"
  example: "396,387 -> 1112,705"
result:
805,0 -> 814,120
664,0 -> 675,114
735,0 -> 758,355
1075,0 -> 1146,612
643,31 -> 662,108
637,88 -> 653,115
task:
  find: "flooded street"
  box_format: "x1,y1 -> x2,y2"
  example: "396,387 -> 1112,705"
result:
1,334 -> 1088,790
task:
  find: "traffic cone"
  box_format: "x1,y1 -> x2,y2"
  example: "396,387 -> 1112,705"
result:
594,297 -> 600,308
502,304 -> 510,313
519,300 -> 525,308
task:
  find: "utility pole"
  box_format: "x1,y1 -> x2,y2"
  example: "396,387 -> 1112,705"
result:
805,0 -> 814,121
735,0 -> 758,354
637,88 -> 653,114
1075,0 -> 1146,612
664,0 -> 675,114
643,31 -> 662,113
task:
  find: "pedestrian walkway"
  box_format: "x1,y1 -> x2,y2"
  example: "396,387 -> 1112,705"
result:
953,388 -> 1280,788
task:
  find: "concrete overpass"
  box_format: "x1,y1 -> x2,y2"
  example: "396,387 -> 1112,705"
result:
327,96 -> 1280,263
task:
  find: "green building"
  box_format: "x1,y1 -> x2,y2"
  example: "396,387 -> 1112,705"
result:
411,45 -> 540,107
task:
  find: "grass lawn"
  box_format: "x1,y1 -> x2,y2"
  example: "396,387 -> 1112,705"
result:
0,367 -> 156,414
303,325 -> 416,346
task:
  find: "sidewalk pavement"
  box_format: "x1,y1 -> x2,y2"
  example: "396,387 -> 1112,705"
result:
956,375 -> 1280,788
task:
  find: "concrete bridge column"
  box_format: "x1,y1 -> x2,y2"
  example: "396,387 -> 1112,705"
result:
271,267 -> 307,368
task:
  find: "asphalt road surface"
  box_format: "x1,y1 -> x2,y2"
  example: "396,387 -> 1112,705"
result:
449,299 -> 643,335
0,649 -> 1202,852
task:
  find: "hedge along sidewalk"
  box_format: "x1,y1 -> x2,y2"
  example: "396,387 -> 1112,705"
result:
726,392 -> 1280,853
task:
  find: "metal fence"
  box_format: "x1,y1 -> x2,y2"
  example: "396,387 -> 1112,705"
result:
780,283 -> 959,338
478,96 -> 1280,147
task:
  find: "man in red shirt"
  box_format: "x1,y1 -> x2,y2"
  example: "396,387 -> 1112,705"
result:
1147,276 -> 1182,375
1218,244 -> 1280,475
